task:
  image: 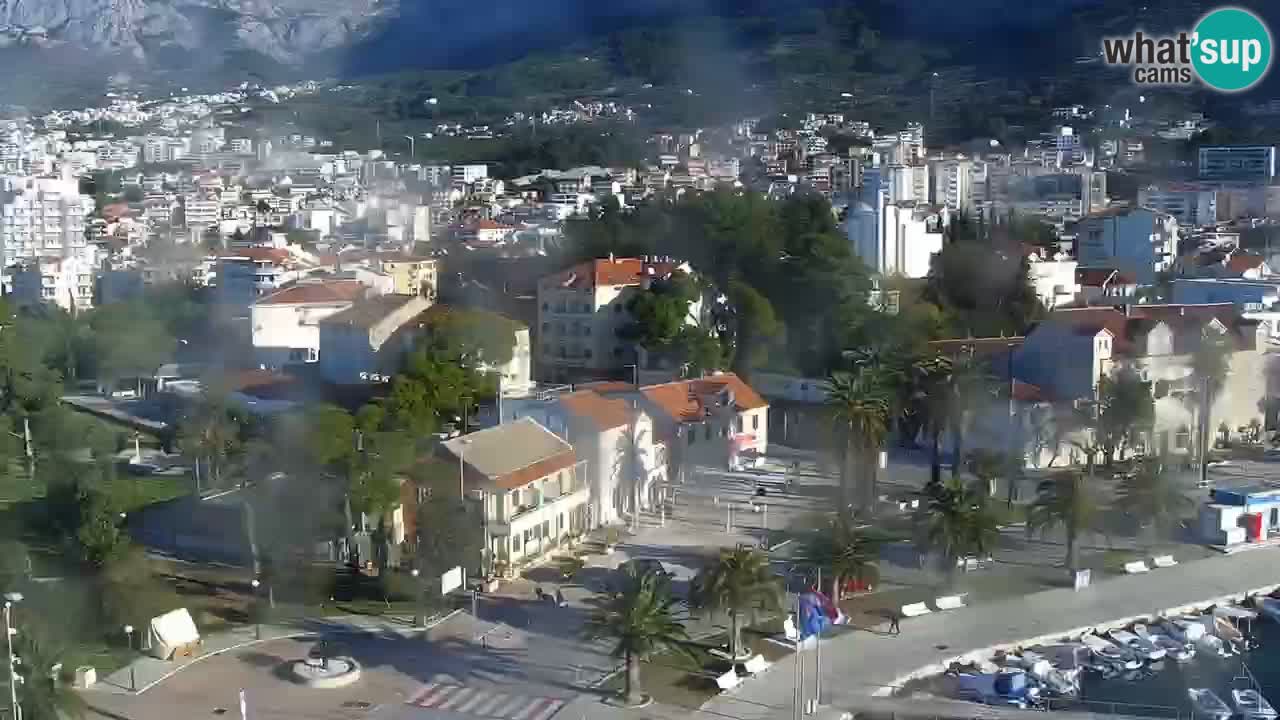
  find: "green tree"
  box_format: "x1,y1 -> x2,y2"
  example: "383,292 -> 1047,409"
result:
1191,327 -> 1231,468
622,271 -> 699,348
804,514 -> 881,602
83,302 -> 174,390
1095,373 -> 1155,465
916,477 -> 1001,580
1027,467 -> 1106,571
1114,457 -> 1192,543
419,308 -> 526,367
911,353 -> 953,486
966,449 -> 1011,499
825,368 -> 891,511
689,546 -> 782,660
584,566 -> 695,706
946,355 -> 997,480
12,626 -> 85,720
177,394 -> 242,492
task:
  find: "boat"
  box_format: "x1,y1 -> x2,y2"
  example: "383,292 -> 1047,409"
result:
1188,688 -> 1232,720
1215,616 -> 1245,644
1157,618 -> 1195,643
1258,598 -> 1280,623
1005,652 -> 1078,697
956,671 -> 1041,708
1214,605 -> 1259,622
1134,624 -> 1194,662
1108,629 -> 1166,661
1080,633 -> 1142,669
1233,689 -> 1278,720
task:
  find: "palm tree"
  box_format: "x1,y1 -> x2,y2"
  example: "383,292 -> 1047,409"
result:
966,449 -> 1009,499
584,566 -> 695,707
804,514 -> 881,602
177,394 -> 241,493
916,477 -> 1001,580
911,354 -> 953,487
690,546 -> 783,660
1027,467 -> 1106,571
947,355 -> 996,480
14,627 -> 85,720
1114,456 -> 1193,544
825,368 -> 892,511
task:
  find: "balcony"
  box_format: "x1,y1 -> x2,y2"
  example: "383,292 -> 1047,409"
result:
487,484 -> 587,537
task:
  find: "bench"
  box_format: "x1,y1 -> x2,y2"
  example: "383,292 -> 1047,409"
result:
1123,560 -> 1150,574
715,668 -> 742,691
1151,555 -> 1177,568
900,602 -> 932,618
934,594 -> 967,611
742,655 -> 770,675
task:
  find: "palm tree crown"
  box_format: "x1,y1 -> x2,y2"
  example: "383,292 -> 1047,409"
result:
805,514 -> 881,601
1027,468 -> 1106,570
584,566 -> 693,705
825,368 -> 892,510
691,546 -> 783,659
916,477 -> 1001,575
1114,457 -> 1192,539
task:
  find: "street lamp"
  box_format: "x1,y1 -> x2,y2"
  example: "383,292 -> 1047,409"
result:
251,579 -> 261,640
411,568 -> 424,628
4,593 -> 21,720
123,624 -> 135,692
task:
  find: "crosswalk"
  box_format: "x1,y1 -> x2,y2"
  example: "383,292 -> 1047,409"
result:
405,683 -> 567,720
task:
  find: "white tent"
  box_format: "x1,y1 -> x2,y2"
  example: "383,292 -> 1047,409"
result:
147,608 -> 200,660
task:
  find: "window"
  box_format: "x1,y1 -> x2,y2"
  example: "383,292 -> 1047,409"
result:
752,414 -> 759,431
513,533 -> 523,552
704,424 -> 711,441
735,416 -> 743,433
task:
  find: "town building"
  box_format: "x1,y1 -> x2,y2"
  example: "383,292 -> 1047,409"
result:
249,280 -> 368,369
8,249 -> 97,312
0,172 -> 93,268
1076,267 -> 1138,305
1026,253 -> 1080,311
1198,145 -> 1277,183
1075,207 -> 1179,286
536,256 -> 700,383
1138,186 -> 1219,227
317,294 -> 433,385
441,418 -> 585,573
214,247 -> 295,314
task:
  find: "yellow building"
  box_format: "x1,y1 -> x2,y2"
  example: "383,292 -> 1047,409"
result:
377,256 -> 439,298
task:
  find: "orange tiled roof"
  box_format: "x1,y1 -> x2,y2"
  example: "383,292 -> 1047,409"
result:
640,372 -> 767,424
560,390 -> 633,431
1227,253 -> 1266,274
220,247 -> 290,264
542,258 -> 681,291
254,280 -> 366,306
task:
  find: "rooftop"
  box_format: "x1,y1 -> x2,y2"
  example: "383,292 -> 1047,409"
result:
319,294 -> 421,329
640,372 -> 768,424
254,280 -> 366,306
541,256 -> 683,291
559,390 -> 634,431
441,418 -> 576,491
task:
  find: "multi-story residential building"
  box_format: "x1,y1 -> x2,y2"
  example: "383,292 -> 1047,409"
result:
929,156 -> 975,212
439,418 -> 585,572
535,256 -> 700,383
1198,145 -> 1277,183
214,247 -> 295,314
847,193 -> 946,279
451,164 -> 489,186
1026,253 -> 1080,310
1075,207 -> 1179,285
183,197 -> 220,231
1138,186 -> 1219,227
1017,304 -> 1267,455
317,294 -> 433,385
9,249 -> 98,312
0,173 -> 93,268
249,280 -> 368,369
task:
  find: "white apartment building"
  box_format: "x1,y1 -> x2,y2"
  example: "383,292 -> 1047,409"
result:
250,280 -> 368,369
847,194 -> 945,279
0,173 -> 93,268
884,163 -> 930,204
536,257 -> 701,383
1026,254 -> 1081,310
1138,186 -> 1218,227
441,418 -> 585,572
184,197 -> 220,231
1076,207 -> 1179,285
8,247 -> 98,312
452,164 -> 489,186
929,157 -> 975,212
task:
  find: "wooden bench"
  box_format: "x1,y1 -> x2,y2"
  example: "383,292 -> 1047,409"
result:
900,602 -> 932,618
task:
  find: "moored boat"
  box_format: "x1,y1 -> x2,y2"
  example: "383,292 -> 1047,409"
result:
1233,689 -> 1278,720
1188,688 -> 1232,720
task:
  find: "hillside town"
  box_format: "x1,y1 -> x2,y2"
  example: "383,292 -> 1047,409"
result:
5,56 -> 1280,720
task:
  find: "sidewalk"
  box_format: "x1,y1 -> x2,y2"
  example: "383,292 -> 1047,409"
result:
88,612 -> 445,696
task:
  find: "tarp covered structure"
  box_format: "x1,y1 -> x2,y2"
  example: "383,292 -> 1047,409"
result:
148,608 -> 200,660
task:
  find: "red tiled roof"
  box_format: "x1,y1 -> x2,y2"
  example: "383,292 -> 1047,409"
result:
542,258 -> 681,290
640,372 -> 768,424
1012,380 -> 1043,402
560,390 -> 633,431
220,247 -> 289,264
254,280 -> 366,306
1050,307 -> 1133,352
1227,253 -> 1266,274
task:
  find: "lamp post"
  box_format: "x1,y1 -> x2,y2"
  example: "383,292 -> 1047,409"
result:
4,592 -> 21,720
123,624 -> 135,692
250,580 -> 261,640
411,569 -> 424,627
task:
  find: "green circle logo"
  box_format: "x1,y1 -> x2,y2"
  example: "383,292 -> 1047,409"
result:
1192,7 -> 1273,92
